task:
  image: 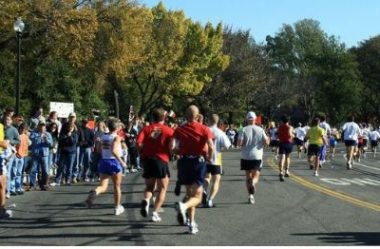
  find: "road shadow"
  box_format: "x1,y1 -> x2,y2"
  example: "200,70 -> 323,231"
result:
292,232 -> 380,245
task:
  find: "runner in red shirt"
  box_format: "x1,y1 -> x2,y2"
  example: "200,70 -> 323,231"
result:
170,105 -> 214,235
277,115 -> 294,182
137,108 -> 174,222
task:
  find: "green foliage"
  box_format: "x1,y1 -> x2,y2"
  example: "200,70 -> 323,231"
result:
124,3 -> 229,115
195,28 -> 265,123
0,1 -> 228,119
0,2 -> 376,124
351,36 -> 380,121
264,19 -> 362,124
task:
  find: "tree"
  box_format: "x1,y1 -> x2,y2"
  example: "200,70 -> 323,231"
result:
121,2 -> 229,116
195,28 -> 266,123
351,35 -> 380,122
264,19 -> 361,124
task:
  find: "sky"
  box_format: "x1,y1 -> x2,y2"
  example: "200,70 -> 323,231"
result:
138,0 -> 380,48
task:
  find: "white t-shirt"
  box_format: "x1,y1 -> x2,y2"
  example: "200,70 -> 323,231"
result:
209,125 -> 231,166
269,128 -> 278,141
342,122 -> 361,141
226,128 -> 237,140
369,130 -> 380,141
294,127 -> 306,140
239,125 -> 268,160
320,121 -> 331,136
361,128 -> 370,140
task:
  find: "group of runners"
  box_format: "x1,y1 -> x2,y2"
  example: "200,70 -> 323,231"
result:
268,115 -> 380,180
81,106 -> 379,235
1,104 -> 380,235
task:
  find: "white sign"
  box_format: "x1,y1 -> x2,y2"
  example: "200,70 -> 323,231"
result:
320,178 -> 380,186
49,102 -> 74,118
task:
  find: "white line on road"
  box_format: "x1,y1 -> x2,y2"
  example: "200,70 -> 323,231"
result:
341,154 -> 380,171
354,162 -> 380,171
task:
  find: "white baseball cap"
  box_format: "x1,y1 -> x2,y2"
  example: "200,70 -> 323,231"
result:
246,111 -> 257,120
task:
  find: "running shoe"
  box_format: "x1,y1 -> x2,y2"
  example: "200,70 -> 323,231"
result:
0,209 -> 12,219
249,194 -> 255,204
184,217 -> 190,227
188,222 -> 199,235
314,171 -> 319,177
115,205 -> 125,216
85,190 -> 96,208
346,162 -> 352,170
285,171 -> 290,177
151,211 -> 162,222
140,199 -> 149,217
279,174 -> 285,182
175,201 -> 187,225
16,189 -> 24,195
207,199 -> 215,208
6,193 -> 10,199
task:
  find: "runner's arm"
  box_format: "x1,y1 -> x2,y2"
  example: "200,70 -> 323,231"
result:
288,126 -> 295,139
0,140 -> 9,149
112,136 -> 127,168
206,138 -> 214,162
263,132 -> 270,146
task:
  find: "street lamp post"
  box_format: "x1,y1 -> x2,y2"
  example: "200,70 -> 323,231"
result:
13,17 -> 25,115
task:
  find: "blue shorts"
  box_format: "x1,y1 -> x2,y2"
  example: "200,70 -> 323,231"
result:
177,157 -> 206,186
97,159 -> 123,176
279,143 -> 293,155
329,138 -> 337,147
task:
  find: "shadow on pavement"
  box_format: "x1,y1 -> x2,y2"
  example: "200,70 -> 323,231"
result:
292,232 -> 380,245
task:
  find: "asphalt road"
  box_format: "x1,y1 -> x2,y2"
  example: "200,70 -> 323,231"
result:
0,145 -> 379,246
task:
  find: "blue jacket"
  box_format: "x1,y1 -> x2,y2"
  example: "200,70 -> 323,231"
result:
30,132 -> 53,157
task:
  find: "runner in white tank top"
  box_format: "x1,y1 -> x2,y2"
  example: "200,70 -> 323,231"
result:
85,119 -> 127,216
101,133 -> 122,159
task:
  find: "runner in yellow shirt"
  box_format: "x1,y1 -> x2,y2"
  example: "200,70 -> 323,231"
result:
305,117 -> 327,177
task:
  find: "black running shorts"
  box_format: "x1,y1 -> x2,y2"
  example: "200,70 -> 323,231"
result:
307,144 -> 322,156
142,157 -> 170,179
344,140 -> 358,147
240,159 -> 262,171
279,142 -> 293,155
206,164 -> 222,175
270,140 -> 279,147
294,138 -> 304,146
371,140 -> 378,147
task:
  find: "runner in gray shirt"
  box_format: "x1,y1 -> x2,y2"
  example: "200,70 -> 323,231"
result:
238,112 -> 269,204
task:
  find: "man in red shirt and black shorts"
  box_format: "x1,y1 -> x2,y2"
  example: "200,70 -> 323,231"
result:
137,108 -> 174,222
278,115 -> 294,182
171,105 -> 214,235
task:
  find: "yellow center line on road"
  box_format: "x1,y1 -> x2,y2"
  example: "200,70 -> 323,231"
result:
266,158 -> 380,213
